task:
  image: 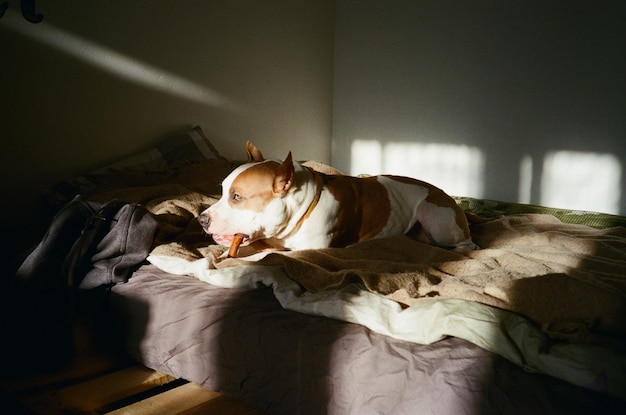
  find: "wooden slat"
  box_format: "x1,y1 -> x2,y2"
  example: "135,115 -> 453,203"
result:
22,366 -> 176,415
0,353 -> 130,395
0,317 -> 132,395
178,394 -> 267,415
106,381 -> 222,415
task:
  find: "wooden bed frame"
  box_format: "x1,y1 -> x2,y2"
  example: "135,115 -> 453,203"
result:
0,320 -> 264,415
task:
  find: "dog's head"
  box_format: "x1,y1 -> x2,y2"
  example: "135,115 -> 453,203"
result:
198,141 -> 297,247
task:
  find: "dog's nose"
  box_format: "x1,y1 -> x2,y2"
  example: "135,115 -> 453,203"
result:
197,214 -> 210,228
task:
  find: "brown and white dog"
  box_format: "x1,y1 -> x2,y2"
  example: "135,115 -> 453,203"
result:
198,142 -> 478,255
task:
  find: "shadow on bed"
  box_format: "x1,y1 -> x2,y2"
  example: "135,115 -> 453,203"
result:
470,214 -> 626,343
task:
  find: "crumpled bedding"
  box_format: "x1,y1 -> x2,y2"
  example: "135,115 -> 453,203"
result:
147,216 -> 626,400
149,200 -> 626,345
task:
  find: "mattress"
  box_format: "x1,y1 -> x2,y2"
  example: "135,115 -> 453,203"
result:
109,264 -> 623,414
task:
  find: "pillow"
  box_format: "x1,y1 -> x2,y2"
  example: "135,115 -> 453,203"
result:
87,125 -> 222,175
46,126 -> 225,208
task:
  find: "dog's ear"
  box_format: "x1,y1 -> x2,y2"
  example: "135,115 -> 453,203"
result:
246,141 -> 264,162
273,152 -> 294,195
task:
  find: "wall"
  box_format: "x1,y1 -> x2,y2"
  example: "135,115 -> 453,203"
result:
0,0 -> 335,226
332,0 -> 626,215
3,0 -> 625,232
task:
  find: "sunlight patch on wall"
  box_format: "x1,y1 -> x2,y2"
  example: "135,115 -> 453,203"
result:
351,140 -> 383,175
351,140 -> 485,197
518,155 -> 533,204
1,9 -> 240,110
541,151 -> 622,214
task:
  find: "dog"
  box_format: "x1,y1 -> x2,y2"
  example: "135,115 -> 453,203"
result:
198,141 -> 478,255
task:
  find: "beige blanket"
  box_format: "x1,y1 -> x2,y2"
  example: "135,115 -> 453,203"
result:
93,177 -> 626,343
264,215 -> 626,341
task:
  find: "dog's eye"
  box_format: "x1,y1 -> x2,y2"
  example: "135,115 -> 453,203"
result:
231,192 -> 242,202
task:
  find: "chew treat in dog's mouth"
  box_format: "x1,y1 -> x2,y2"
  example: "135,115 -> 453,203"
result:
228,233 -> 246,258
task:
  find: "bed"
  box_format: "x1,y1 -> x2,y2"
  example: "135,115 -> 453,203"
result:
6,127 -> 626,414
